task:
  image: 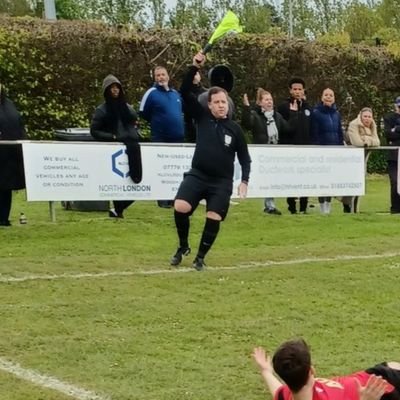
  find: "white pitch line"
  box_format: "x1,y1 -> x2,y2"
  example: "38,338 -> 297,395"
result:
0,357 -> 110,400
0,268 -> 194,283
1,251 -> 400,284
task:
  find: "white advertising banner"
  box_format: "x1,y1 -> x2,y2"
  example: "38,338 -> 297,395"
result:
22,143 -> 365,201
249,146 -> 365,197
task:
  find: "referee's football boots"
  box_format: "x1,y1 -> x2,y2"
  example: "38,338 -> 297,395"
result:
170,247 -> 191,266
193,257 -> 205,271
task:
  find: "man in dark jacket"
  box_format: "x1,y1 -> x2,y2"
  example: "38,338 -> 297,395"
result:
183,66 -> 235,143
182,70 -> 206,143
278,78 -> 312,214
90,74 -> 142,218
0,84 -> 26,226
170,52 -> 251,271
197,65 -> 235,119
384,97 -> 400,214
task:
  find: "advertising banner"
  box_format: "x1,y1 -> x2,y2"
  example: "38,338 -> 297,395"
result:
22,143 -> 365,201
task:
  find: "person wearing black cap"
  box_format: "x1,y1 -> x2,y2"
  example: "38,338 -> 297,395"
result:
384,97 -> 400,214
90,74 -> 142,218
198,64 -> 235,119
0,84 -> 26,226
170,52 -> 251,271
182,64 -> 235,143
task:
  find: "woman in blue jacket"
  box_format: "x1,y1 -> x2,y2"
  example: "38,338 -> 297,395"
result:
311,88 -> 344,214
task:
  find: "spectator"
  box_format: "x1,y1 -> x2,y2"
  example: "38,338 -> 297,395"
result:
0,84 -> 26,226
198,64 -> 235,119
278,78 -> 312,214
311,88 -> 344,214
182,70 -> 206,143
252,339 -> 398,400
242,88 -> 293,215
347,107 -> 380,148
384,97 -> 400,214
170,52 -> 251,271
140,66 -> 184,208
183,65 -> 236,144
344,107 -> 380,213
90,74 -> 142,218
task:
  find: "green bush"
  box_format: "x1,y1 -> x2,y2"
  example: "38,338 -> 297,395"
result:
1,16 -> 400,172
367,150 -> 387,174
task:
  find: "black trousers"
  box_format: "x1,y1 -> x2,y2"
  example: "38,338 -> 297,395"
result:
113,200 -> 135,215
388,161 -> 400,213
287,197 -> 308,213
0,189 -> 12,223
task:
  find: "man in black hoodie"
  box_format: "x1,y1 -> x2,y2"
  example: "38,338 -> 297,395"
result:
170,52 -> 251,271
0,84 -> 26,226
277,78 -> 312,214
90,74 -> 142,218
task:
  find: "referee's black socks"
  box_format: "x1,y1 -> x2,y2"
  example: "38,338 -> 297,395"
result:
197,218 -> 220,259
174,210 -> 190,249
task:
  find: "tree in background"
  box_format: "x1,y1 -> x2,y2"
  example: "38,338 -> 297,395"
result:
280,0 -> 315,37
2,0 -> 400,46
96,0 -> 146,25
169,0 -> 279,33
168,0 -> 213,29
280,0 -> 349,38
55,0 -> 87,19
0,0 -> 34,16
148,0 -> 166,28
343,1 -> 382,43
234,0 -> 281,34
376,0 -> 400,31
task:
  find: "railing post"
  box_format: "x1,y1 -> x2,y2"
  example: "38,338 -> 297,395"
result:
49,201 -> 56,222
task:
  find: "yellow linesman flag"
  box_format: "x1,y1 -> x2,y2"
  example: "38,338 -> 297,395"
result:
203,11 -> 243,53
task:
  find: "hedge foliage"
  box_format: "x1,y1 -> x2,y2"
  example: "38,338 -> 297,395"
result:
1,16 -> 399,172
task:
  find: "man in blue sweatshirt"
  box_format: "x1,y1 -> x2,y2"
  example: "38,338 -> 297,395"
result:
140,66 -> 184,207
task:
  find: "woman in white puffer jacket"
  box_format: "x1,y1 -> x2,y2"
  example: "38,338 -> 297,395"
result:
346,107 -> 380,147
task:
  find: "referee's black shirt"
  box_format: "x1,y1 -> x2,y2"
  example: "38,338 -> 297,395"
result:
181,66 -> 251,184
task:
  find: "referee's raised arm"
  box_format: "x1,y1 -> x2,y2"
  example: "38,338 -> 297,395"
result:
179,52 -> 207,120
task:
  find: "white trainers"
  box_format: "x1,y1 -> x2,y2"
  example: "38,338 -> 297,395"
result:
320,202 -> 331,214
324,201 -> 331,214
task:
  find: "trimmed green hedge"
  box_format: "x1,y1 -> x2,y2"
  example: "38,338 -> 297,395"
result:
1,16 -> 399,172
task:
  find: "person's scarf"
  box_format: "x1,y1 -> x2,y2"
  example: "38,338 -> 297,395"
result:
263,110 -> 279,144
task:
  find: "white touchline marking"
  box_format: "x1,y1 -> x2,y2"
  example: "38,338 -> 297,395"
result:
0,357 -> 110,400
1,252 -> 400,284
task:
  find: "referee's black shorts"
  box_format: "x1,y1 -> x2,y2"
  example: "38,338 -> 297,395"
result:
366,363 -> 400,400
175,173 -> 232,220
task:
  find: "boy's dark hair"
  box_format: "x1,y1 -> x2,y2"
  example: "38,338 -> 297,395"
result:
208,86 -> 228,102
289,78 -> 306,89
272,339 -> 311,393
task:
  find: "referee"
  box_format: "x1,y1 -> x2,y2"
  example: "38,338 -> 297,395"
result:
170,52 -> 251,271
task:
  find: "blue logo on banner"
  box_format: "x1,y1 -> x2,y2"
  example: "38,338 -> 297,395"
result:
112,149 -> 129,178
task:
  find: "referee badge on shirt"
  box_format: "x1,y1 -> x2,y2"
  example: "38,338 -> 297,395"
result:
224,134 -> 232,146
